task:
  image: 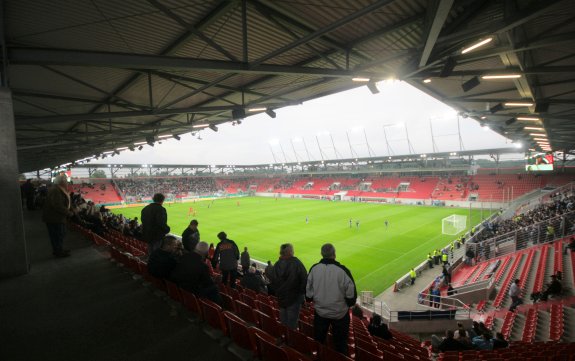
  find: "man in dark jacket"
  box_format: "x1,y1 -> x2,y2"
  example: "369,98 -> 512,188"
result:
270,243 -> 307,330
181,219 -> 200,253
240,266 -> 267,294
240,247 -> 250,272
147,236 -> 179,279
171,241 -> 221,305
141,193 -> 170,255
212,231 -> 240,288
438,330 -> 469,352
306,243 -> 356,355
42,175 -> 73,258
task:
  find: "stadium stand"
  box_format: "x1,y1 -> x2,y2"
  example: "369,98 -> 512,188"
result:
69,181 -> 123,204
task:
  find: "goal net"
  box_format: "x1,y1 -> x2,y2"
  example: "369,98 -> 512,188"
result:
442,214 -> 467,235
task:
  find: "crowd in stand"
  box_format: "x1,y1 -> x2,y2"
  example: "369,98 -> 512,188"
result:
470,190 -> 575,247
116,178 -> 218,199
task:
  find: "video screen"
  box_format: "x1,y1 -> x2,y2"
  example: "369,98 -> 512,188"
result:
525,151 -> 554,171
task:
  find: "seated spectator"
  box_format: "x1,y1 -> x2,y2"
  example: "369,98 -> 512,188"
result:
491,332 -> 509,349
147,236 -> 179,279
351,305 -> 365,320
472,333 -> 493,350
367,314 -> 392,340
170,241 -> 221,305
240,266 -> 267,294
433,330 -> 469,353
454,329 -> 471,347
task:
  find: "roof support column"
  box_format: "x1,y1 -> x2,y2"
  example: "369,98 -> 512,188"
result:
0,88 -> 29,278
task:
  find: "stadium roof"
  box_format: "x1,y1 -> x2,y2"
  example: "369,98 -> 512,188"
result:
7,0 -> 575,172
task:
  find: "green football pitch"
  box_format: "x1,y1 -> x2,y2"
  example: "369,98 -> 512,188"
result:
113,197 -> 490,294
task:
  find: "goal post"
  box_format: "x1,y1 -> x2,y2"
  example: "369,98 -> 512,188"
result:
442,214 -> 467,235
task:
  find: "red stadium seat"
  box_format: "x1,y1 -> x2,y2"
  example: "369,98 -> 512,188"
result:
223,311 -> 257,354
199,298 -> 227,334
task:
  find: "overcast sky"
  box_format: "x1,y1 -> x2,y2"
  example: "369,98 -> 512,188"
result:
91,80 -> 517,166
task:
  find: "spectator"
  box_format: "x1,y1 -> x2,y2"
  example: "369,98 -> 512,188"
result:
269,243 -> 307,330
240,266 -> 267,294
509,279 -> 522,312
21,179 -> 36,210
437,330 -> 469,352
240,247 -> 250,272
141,193 -> 170,255
181,219 -> 200,253
367,314 -> 392,340
212,231 -> 240,288
472,333 -> 493,350
306,243 -> 357,355
147,236 -> 179,279
171,241 -> 221,305
533,274 -> 562,302
207,243 -> 215,261
491,332 -> 509,349
42,175 -> 73,258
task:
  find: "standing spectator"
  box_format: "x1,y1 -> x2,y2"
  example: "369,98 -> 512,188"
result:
208,243 -> 215,261
147,236 -> 179,279
141,193 -> 170,255
212,231 -> 240,288
42,175 -> 73,258
181,219 -> 200,253
21,179 -> 36,210
509,279 -> 522,312
171,241 -> 221,305
269,243 -> 307,330
306,243 -> 357,355
240,247 -> 250,272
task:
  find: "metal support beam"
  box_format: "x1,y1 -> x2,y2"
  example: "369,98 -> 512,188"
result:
419,0 -> 454,67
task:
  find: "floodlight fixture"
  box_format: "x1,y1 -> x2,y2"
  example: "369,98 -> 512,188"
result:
192,124 -> 209,128
517,117 -> 541,121
352,77 -> 370,82
480,116 -> 486,119
524,127 -> 544,131
146,136 -> 155,146
209,124 -> 218,132
530,133 -> 546,137
367,82 -> 380,94
247,107 -> 266,112
158,134 -> 171,139
461,76 -> 480,92
505,102 -> 533,107
134,141 -> 147,145
461,37 -> 493,54
265,109 -> 277,118
534,138 -> 548,141
481,74 -> 521,79
173,134 -> 181,141
423,78 -> 431,83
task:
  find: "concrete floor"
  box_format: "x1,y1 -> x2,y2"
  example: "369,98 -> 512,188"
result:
0,211 -> 239,361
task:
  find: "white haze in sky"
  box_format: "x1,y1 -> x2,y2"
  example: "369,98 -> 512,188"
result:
92,80 -> 515,166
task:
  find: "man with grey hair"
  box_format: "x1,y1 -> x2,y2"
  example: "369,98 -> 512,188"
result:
306,243 -> 357,355
42,175 -> 73,258
269,243 -> 307,329
171,241 -> 221,305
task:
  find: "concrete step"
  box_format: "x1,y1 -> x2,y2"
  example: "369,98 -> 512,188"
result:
509,313 -> 526,341
535,309 -> 551,342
